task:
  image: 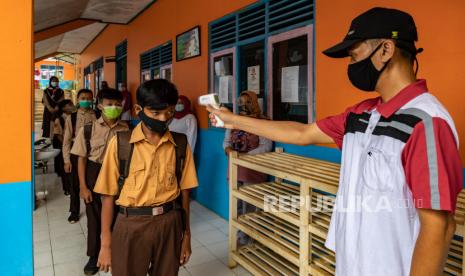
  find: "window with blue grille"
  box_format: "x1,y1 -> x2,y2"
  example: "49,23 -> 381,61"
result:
116,40 -> 128,87
209,0 -> 313,53
140,41 -> 173,83
208,0 -> 314,124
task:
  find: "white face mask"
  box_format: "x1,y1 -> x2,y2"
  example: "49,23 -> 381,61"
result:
175,104 -> 185,112
51,81 -> 58,87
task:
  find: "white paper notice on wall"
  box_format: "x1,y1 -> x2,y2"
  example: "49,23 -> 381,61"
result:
281,66 -> 299,103
247,65 -> 260,94
258,98 -> 264,113
214,61 -> 222,76
219,76 -> 232,103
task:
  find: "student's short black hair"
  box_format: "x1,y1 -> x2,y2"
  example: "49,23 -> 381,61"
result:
58,99 -> 73,111
77,89 -> 93,98
136,79 -> 178,110
100,88 -> 123,101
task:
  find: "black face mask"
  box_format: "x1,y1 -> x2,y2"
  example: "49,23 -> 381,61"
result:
348,43 -> 391,92
138,110 -> 170,135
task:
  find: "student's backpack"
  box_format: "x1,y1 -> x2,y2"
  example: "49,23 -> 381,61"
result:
71,112 -> 78,137
83,124 -> 93,155
116,130 -> 188,228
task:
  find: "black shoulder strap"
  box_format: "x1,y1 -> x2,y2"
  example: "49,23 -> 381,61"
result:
58,116 -> 65,129
71,112 -> 77,137
117,130 -> 134,192
171,132 -> 188,186
83,124 -> 93,155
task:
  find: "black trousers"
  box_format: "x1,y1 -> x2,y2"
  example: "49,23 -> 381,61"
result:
69,154 -> 80,215
53,137 -> 70,193
85,160 -> 103,257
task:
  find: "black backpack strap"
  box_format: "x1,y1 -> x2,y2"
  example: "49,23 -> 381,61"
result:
71,112 -> 77,137
83,124 -> 93,155
171,132 -> 188,232
58,116 -> 65,129
171,132 -> 188,185
116,130 -> 134,192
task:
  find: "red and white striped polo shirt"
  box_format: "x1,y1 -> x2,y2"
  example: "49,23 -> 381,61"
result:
316,80 -> 463,276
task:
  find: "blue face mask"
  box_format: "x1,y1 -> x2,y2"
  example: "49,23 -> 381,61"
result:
79,100 -> 92,109
175,104 -> 185,112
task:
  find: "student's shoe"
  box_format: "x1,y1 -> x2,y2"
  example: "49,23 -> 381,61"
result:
84,256 -> 99,275
67,213 -> 79,224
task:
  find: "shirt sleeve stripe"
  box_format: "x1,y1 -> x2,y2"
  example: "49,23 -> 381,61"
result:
397,108 -> 440,209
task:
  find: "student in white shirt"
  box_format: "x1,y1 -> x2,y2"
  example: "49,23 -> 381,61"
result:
169,95 -> 198,152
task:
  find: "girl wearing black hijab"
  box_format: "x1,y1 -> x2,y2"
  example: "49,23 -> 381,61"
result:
42,76 -> 64,137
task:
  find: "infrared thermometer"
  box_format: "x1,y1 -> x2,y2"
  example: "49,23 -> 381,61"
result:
199,94 -> 225,127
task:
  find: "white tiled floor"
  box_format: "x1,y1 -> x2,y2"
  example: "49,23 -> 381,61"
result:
33,171 -> 251,276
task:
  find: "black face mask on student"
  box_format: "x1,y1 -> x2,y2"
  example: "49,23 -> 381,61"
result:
347,43 -> 391,92
138,110 -> 170,135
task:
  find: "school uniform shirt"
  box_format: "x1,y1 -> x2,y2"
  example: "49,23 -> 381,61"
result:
62,109 -> 96,164
316,80 -> 463,276
70,117 -> 129,163
169,114 -> 198,152
52,113 -> 69,137
93,123 -> 199,207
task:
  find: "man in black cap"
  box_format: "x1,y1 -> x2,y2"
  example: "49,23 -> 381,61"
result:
207,7 -> 463,275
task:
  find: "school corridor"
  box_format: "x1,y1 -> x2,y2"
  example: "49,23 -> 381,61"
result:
1,0 -> 465,275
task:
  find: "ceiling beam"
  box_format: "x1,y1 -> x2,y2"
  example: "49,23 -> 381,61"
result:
34,19 -> 97,42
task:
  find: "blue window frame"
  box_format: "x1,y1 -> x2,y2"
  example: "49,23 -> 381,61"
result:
140,41 -> 173,83
116,40 -> 127,87
208,0 -> 314,124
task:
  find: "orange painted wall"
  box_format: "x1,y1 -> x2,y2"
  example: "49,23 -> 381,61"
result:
0,0 -> 32,183
316,0 -> 465,161
34,60 -> 76,80
81,0 -> 465,160
80,0 -> 258,128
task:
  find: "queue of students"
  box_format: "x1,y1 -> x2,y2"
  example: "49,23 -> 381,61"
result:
46,78 -> 203,275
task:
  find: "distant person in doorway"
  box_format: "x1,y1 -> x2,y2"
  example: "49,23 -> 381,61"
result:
42,76 -> 64,137
120,83 -> 133,123
169,95 -> 198,152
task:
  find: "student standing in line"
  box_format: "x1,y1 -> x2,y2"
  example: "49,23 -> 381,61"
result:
208,8 -> 463,276
52,99 -> 76,196
71,88 -> 128,275
63,89 -> 97,223
42,76 -> 64,137
169,95 -> 198,152
95,79 -> 198,276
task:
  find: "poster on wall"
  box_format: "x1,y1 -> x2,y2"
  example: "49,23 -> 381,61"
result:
176,26 -> 201,61
281,66 -> 299,103
247,65 -> 260,93
219,76 -> 232,104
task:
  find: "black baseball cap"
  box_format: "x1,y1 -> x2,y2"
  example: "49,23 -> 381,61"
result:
323,7 -> 421,58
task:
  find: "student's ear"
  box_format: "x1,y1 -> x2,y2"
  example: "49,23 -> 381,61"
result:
134,104 -> 142,115
98,103 -> 104,111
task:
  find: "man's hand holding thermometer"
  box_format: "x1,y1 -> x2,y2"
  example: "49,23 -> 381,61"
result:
199,94 -> 234,128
